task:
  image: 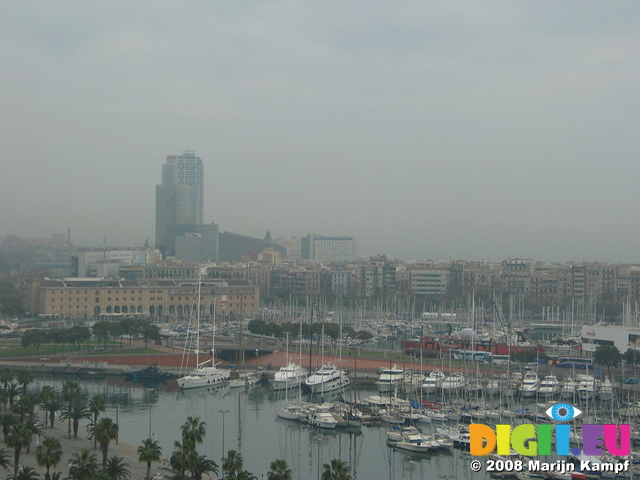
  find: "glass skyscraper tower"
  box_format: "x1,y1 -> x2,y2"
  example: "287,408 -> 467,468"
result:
161,150 -> 204,224
155,150 -> 204,256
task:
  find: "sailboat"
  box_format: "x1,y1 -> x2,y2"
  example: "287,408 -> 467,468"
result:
177,269 -> 231,390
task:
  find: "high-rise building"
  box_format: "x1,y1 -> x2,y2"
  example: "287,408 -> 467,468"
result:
155,184 -> 197,257
162,150 -> 204,224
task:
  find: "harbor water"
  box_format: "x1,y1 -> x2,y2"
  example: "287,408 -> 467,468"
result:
31,373 -> 490,480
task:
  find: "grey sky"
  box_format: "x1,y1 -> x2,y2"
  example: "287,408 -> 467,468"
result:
2,2 -> 639,262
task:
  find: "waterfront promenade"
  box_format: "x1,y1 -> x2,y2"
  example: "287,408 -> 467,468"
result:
4,415 -> 171,480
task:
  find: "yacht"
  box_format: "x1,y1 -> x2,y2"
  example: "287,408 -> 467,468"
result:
598,376 -> 614,401
577,374 -> 600,401
177,271 -> 231,390
422,369 -> 445,395
271,362 -> 308,391
560,377 -> 578,400
305,363 -> 350,394
375,365 -> 405,393
177,359 -> 231,390
520,371 -> 539,398
308,411 -> 338,429
538,375 -> 561,397
440,372 -> 466,392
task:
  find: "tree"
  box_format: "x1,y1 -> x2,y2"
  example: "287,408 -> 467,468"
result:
93,417 -> 119,468
40,393 -> 62,430
180,416 -> 206,448
137,437 -> 162,480
321,459 -> 352,480
0,412 -> 17,442
68,449 -> 100,480
101,455 -> 130,480
7,465 -> 40,480
6,423 -> 33,478
0,447 -> 12,472
20,330 -> 47,355
0,367 -> 13,390
61,381 -> 81,439
594,345 -> 622,372
187,453 -> 219,480
267,459 -> 293,480
5,383 -> 20,411
88,395 -> 106,448
222,450 -> 243,478
36,437 -> 63,480
15,393 -> 38,422
60,401 -> 90,439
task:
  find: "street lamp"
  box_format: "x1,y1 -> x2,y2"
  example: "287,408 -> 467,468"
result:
218,409 -> 229,461
115,404 -> 125,444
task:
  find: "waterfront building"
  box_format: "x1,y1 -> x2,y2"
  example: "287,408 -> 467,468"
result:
21,277 -> 259,320
155,184 -> 198,256
161,150 -> 204,224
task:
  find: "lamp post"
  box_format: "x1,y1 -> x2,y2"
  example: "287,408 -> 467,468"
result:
218,409 -> 229,461
115,405 -> 124,444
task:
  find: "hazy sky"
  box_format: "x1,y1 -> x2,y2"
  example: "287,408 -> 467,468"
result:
2,2 -> 640,263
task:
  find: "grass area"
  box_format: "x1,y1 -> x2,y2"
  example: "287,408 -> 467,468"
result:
0,341 -> 167,359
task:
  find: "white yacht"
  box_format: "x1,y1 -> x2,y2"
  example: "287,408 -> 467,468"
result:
308,411 -> 338,429
520,371 -> 539,398
271,362 -> 308,391
538,375 -> 561,397
598,376 -> 614,401
577,374 -> 600,401
422,369 -> 445,395
177,271 -> 231,390
305,363 -> 350,394
375,365 -> 405,393
560,377 -> 578,400
440,372 -> 466,392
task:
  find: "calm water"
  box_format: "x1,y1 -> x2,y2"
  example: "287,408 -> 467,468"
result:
32,374 -> 490,480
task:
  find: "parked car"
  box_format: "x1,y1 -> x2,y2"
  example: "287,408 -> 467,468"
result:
624,377 -> 640,384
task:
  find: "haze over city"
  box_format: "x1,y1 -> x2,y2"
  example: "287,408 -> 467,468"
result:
2,2 -> 640,263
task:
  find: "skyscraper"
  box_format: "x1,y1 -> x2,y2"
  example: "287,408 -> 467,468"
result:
156,150 -> 205,257
162,150 -> 204,224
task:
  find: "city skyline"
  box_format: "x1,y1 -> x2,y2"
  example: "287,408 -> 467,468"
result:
2,3 -> 640,263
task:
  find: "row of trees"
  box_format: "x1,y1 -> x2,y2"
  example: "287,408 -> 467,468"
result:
248,319 -> 373,342
0,368 -> 353,480
20,318 -> 161,355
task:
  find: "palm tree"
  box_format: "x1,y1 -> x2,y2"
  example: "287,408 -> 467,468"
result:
40,394 -> 63,430
16,368 -> 35,395
180,415 -> 207,448
6,382 -> 20,411
61,381 -> 81,439
0,412 -> 16,442
60,401 -> 90,439
321,459 -> 352,480
14,393 -> 38,422
0,367 -> 13,390
222,450 -> 244,478
169,441 -> 190,480
137,437 -> 162,480
101,455 -> 130,480
22,416 -> 43,454
87,395 -> 106,449
187,453 -> 218,480
68,448 -> 100,480
0,389 -> 8,412
38,386 -> 56,428
6,423 -> 32,477
0,447 -> 13,472
36,437 -> 63,480
268,459 -> 293,480
93,417 -> 119,468
7,465 -> 40,480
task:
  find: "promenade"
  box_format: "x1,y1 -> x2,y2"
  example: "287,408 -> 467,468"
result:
4,416 -> 171,480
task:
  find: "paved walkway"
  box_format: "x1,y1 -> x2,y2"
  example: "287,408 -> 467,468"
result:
4,414 -> 172,480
